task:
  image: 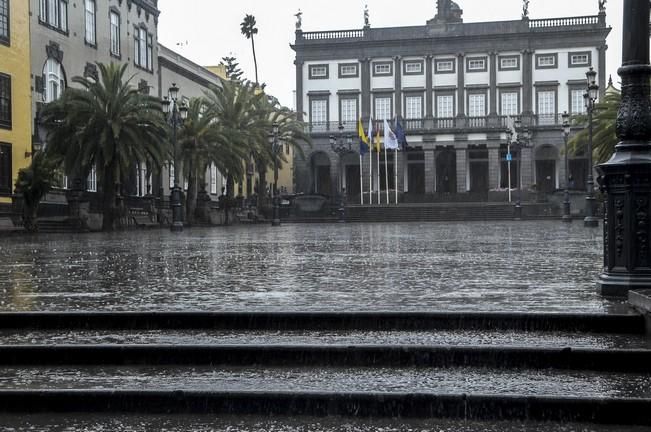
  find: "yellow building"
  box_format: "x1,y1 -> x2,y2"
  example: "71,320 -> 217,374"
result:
0,0 -> 31,204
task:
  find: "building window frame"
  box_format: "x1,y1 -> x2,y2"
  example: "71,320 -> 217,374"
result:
134,25 -> 153,72
498,55 -> 520,71
466,57 -> 488,73
308,64 -> 329,80
535,84 -> 559,125
338,63 -> 358,78
338,95 -> 359,126
403,60 -> 424,76
435,91 -> 456,119
568,84 -> 587,115
568,51 -> 592,68
435,58 -> 456,74
0,142 -> 11,195
535,53 -> 558,70
498,88 -> 521,117
0,0 -> 9,46
39,0 -> 69,34
109,10 -> 121,58
373,93 -> 393,120
0,73 -> 11,130
43,57 -> 66,103
84,0 -> 97,47
372,61 -> 393,77
467,89 -> 488,118
403,93 -> 424,120
308,94 -> 330,130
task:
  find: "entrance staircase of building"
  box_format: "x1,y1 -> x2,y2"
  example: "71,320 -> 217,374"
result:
0,310 -> 649,430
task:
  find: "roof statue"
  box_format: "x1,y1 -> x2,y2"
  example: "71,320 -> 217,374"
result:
598,0 -> 607,13
364,4 -> 370,28
295,9 -> 302,31
431,0 -> 463,24
522,0 -> 530,19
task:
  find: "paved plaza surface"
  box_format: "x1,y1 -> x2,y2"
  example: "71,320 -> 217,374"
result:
0,221 -> 622,313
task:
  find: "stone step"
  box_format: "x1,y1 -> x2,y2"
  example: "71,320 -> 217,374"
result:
0,312 -> 643,333
2,328 -> 648,349
2,414 -> 649,432
0,344 -> 649,372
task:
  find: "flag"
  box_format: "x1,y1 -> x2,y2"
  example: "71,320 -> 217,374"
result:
394,119 -> 408,150
374,127 -> 382,153
367,116 -> 373,146
383,119 -> 399,150
507,116 -> 518,142
358,118 -> 369,155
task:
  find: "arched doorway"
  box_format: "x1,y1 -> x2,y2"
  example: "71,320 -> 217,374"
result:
535,145 -> 559,194
310,152 -> 331,197
435,148 -> 457,194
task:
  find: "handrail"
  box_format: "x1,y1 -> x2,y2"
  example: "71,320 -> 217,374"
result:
529,15 -> 599,28
301,29 -> 366,41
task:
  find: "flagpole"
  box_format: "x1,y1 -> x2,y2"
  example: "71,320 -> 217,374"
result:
507,142 -> 512,203
394,148 -> 398,205
369,146 -> 373,205
384,149 -> 389,205
376,143 -> 381,205
359,154 -> 364,205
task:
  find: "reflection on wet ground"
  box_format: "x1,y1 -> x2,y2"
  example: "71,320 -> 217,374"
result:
0,222 -> 615,313
1,365 -> 650,398
1,329 -> 649,349
2,414 -> 649,432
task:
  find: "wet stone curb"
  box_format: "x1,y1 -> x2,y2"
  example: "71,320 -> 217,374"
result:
0,390 -> 649,426
0,312 -> 644,333
0,344 -> 650,373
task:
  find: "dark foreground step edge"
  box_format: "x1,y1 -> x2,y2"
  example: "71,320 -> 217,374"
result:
0,390 -> 649,426
0,312 -> 643,333
1,344 -> 650,372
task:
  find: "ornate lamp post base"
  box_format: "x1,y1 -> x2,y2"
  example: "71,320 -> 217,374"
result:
513,202 -> 522,221
584,196 -> 599,227
170,184 -> 184,232
562,194 -> 572,223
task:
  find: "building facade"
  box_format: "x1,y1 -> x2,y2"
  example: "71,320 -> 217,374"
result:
0,0 -> 32,204
292,1 -> 611,203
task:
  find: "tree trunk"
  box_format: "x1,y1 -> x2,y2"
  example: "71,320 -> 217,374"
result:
251,37 -> 259,85
257,162 -> 267,213
185,161 -> 197,225
102,165 -> 116,232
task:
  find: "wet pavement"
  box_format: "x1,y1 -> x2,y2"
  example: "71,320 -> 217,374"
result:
0,221 -> 619,313
2,414 -> 649,432
1,365 -> 649,398
1,329 -> 649,349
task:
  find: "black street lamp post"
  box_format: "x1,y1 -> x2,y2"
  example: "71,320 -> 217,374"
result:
161,83 -> 188,233
583,67 -> 600,228
596,0 -> 651,297
506,118 -> 531,221
329,123 -> 352,223
562,111 -> 572,223
268,122 -> 281,227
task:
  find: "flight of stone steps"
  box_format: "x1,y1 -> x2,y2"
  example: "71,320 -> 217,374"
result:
0,311 -> 649,431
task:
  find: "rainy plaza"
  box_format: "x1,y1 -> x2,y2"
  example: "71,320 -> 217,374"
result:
2,0 -> 651,430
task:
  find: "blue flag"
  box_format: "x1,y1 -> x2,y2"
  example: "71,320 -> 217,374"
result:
394,119 -> 408,150
358,118 -> 369,156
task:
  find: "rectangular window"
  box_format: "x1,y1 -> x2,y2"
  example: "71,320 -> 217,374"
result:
537,90 -> 556,125
374,96 -> 391,120
468,94 -> 486,117
42,0 -> 68,32
536,54 -> 557,69
467,58 -> 487,72
87,165 -> 97,192
139,29 -> 147,67
405,95 -> 422,119
210,164 -> 217,195
500,92 -> 518,116
309,65 -> 328,79
338,64 -> 358,78
435,59 -> 454,73
404,61 -> 423,75
499,56 -> 519,70
0,74 -> 10,129
39,0 -> 46,21
340,98 -> 357,124
59,0 -> 67,31
84,0 -> 96,45
310,99 -> 327,125
147,34 -> 153,70
0,0 -> 8,44
110,12 -> 120,56
437,95 -> 454,118
569,52 -> 591,67
571,89 -> 586,115
373,62 -> 392,76
135,162 -> 148,197
0,143 -> 11,195
169,162 -> 175,189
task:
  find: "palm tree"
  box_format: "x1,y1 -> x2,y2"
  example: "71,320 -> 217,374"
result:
240,14 -> 259,85
40,62 -> 169,231
178,97 -> 219,225
568,89 -> 621,165
14,151 -> 61,233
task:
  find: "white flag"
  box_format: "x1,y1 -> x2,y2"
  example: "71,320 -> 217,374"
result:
383,119 -> 399,150
367,116 -> 373,145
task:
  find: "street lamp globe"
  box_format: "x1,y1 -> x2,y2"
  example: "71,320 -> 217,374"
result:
161,97 -> 171,114
562,111 -> 570,134
179,102 -> 189,120
586,67 -> 597,87
168,83 -> 179,101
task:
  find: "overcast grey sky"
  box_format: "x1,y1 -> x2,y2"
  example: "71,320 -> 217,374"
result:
157,0 -> 623,108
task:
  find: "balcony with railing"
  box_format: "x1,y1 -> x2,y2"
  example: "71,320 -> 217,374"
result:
307,114 -> 566,137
